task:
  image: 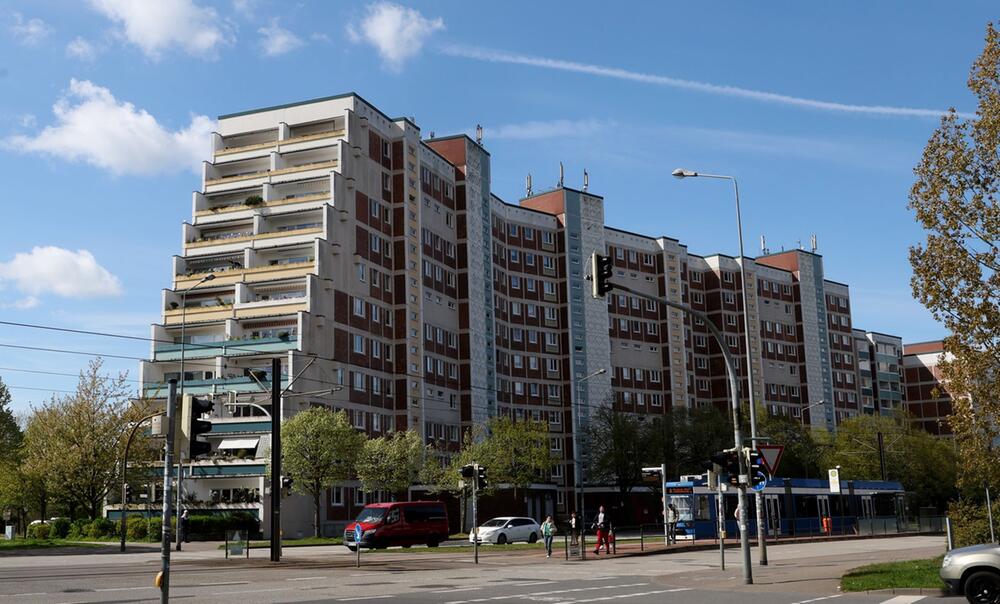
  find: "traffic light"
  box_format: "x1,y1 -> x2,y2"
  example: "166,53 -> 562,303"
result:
475,465 -> 488,490
746,448 -> 769,490
709,449 -> 741,486
281,475 -> 293,495
123,483 -> 132,503
181,394 -> 214,459
590,252 -> 615,298
460,464 -> 475,479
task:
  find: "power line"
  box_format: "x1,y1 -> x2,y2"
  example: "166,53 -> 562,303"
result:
0,343 -> 144,361
7,385 -> 76,394
0,366 -> 143,384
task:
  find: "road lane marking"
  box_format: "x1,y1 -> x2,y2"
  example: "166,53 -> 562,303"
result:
1,594 -> 47,598
514,581 -> 555,586
337,597 -> 395,602
212,587 -> 291,596
287,576 -> 327,581
432,587 -> 483,594
196,581 -> 250,587
791,596 -> 843,604
879,598 -> 924,604
94,586 -> 152,592
445,583 -> 650,604
570,588 -> 693,602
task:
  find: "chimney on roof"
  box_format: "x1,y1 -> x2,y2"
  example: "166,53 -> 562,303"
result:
526,173 -> 533,197
559,162 -> 564,187
475,124 -> 483,146
583,169 -> 589,191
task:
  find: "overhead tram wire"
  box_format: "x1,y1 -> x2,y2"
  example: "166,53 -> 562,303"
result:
0,320 -> 587,415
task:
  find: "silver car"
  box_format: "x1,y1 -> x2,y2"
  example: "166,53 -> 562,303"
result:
941,543 -> 1000,603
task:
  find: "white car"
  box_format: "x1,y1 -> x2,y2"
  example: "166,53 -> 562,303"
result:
470,517 -> 541,545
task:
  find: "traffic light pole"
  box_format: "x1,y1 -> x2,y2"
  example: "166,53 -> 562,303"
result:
159,380 -> 177,603
610,282 -> 753,584
270,357 -> 282,562
717,471 -> 725,570
472,463 -> 479,565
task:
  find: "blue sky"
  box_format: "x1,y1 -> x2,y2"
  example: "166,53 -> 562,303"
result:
0,0 -> 993,414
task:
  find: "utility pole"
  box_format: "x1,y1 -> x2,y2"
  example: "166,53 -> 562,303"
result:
270,357 -> 282,562
472,463 -> 479,565
877,432 -> 887,482
158,380 -> 177,604
717,472 -> 725,570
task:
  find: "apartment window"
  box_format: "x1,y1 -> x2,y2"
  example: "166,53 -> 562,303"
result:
509,224 -> 518,236
523,227 -> 534,240
513,355 -> 523,369
530,383 -> 539,397
447,332 -> 457,348
697,378 -> 709,392
514,382 -> 524,395
527,304 -> 538,318
550,437 -> 562,452
545,332 -> 558,347
726,314 -> 737,326
646,323 -> 658,335
352,371 -> 365,391
513,328 -> 523,342
370,233 -> 379,253
331,487 -> 344,506
645,299 -> 656,311
542,256 -> 555,270
643,253 -> 654,265
528,330 -> 538,344
511,276 -> 521,289
526,278 -> 536,292
723,272 -> 734,283
371,340 -> 382,359
353,335 -> 365,354
695,335 -> 708,347
726,335 -> 739,348
543,281 -> 557,296
692,292 -> 704,304
690,272 -> 702,283
724,292 -> 736,304
546,358 -> 559,373
542,231 -> 554,245
545,307 -> 558,322
650,370 -> 661,383
525,253 -> 535,266
510,249 -> 520,263
353,298 -> 366,317
696,357 -> 708,370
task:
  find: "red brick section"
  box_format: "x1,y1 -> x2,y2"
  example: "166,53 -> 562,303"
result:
519,190 -> 566,216
903,340 -> 945,355
425,138 -> 467,168
756,250 -> 800,273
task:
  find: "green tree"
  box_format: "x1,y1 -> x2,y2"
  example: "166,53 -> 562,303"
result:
672,406 -> 734,476
908,23 -> 1000,518
755,407 -> 822,478
279,407 -> 364,537
585,405 -> 648,507
355,430 -> 430,497
20,359 -> 134,519
821,414 -> 956,510
0,377 -> 21,465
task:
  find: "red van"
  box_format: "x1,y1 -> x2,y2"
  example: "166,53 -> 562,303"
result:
344,501 -> 449,551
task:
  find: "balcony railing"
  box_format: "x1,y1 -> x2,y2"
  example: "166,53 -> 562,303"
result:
141,375 -> 289,397
205,159 -> 338,186
214,129 -> 345,157
175,260 -> 315,288
196,191 -> 331,217
186,226 -> 323,249
152,335 -> 298,361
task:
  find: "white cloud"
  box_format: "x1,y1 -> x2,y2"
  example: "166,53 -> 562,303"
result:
347,2 -> 444,71
258,19 -> 303,56
481,119 -> 612,141
17,114 -> 36,128
5,79 -> 215,176
0,247 -> 122,299
89,0 -> 232,60
10,12 -> 52,46
442,45 -> 972,120
66,37 -> 99,62
1,296 -> 40,310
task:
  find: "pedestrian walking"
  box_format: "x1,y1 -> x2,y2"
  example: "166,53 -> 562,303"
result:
666,503 -> 679,545
541,515 -> 556,557
591,505 -> 611,555
569,511 -> 579,546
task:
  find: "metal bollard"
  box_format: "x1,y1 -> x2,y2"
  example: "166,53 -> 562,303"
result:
946,517 -> 954,551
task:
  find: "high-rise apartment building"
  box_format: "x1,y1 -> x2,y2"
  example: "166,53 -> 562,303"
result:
133,93 -> 911,537
903,341 -> 954,436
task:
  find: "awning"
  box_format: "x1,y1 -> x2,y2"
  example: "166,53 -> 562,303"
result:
217,437 -> 260,450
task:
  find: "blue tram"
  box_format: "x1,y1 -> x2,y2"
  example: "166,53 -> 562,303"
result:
665,476 -> 905,540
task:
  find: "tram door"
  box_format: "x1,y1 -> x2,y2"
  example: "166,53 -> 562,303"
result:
861,496 -> 874,519
765,494 -> 782,537
817,496 -> 832,534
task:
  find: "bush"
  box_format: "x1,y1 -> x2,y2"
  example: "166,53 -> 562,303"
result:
244,195 -> 264,207
67,518 -> 90,539
184,512 -> 260,541
949,499 -> 996,548
27,523 -> 51,540
126,516 -> 148,541
50,518 -> 71,539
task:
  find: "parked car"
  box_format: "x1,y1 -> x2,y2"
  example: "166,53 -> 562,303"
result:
940,543 -> 1000,603
344,501 -> 448,551
470,517 -> 540,545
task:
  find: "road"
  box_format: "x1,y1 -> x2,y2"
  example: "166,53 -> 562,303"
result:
0,535 -> 955,603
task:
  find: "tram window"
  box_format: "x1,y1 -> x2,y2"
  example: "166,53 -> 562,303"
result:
873,494 -> 897,516
693,495 -> 711,521
796,495 -> 818,518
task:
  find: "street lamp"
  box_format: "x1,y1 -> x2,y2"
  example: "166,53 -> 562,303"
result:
672,167 -> 770,565
573,367 -> 606,559
173,272 -> 216,550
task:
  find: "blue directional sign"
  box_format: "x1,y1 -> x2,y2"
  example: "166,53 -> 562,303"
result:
751,471 -> 768,492
354,524 -> 362,543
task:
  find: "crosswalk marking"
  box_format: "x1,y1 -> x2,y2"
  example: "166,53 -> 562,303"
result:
791,596 -> 842,604
878,597 -> 925,604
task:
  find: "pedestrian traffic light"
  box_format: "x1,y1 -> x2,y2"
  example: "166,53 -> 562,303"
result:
181,394 -> 214,459
590,252 -> 615,298
476,465 -> 488,490
281,475 -> 293,496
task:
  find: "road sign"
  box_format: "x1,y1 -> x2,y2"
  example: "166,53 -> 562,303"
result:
354,524 -> 362,543
757,444 -> 784,475
828,468 -> 841,494
750,471 -> 768,492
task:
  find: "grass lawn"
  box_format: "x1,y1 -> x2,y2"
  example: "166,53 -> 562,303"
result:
0,539 -> 105,551
841,556 -> 944,592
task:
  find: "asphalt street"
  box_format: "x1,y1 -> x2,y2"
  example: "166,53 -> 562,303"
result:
0,535 -> 956,603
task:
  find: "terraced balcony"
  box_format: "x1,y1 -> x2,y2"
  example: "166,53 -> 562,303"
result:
204,159 -> 339,187
152,335 -> 298,361
214,129 -> 345,158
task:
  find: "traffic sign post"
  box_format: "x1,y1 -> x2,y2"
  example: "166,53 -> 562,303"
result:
354,524 -> 362,567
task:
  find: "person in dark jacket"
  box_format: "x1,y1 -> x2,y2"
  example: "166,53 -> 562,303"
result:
591,505 -> 611,555
179,510 -> 190,543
